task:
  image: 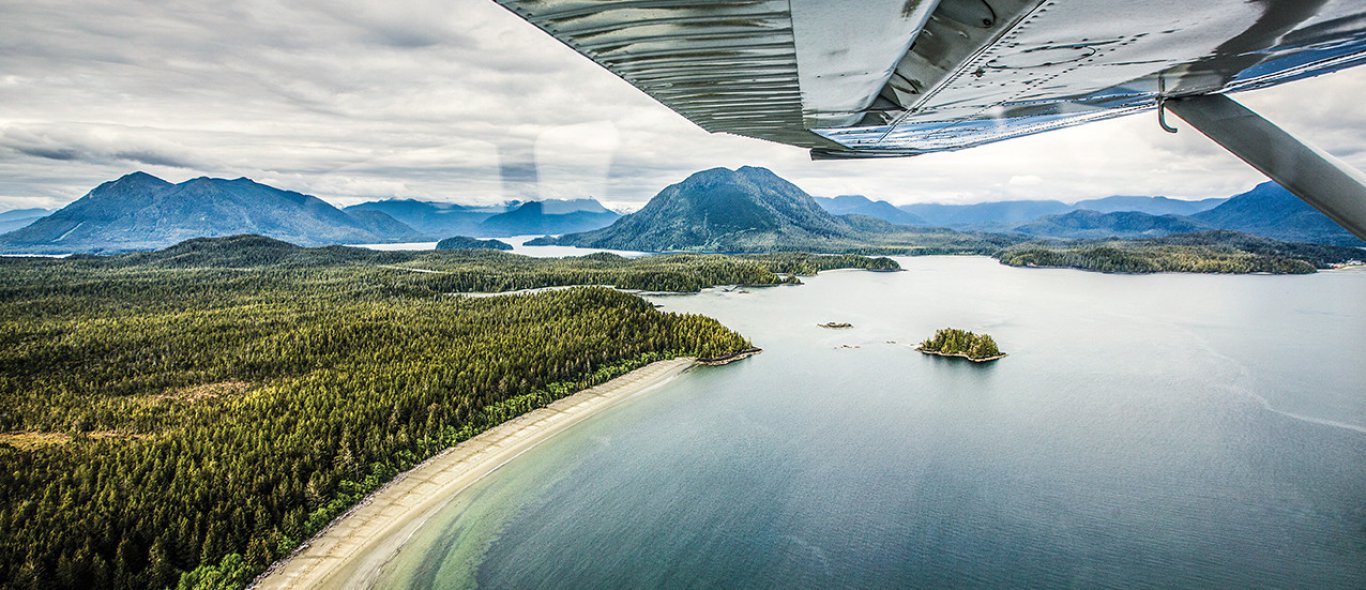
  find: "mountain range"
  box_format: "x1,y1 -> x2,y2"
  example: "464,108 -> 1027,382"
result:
897,200 -> 1076,229
1015,210 -> 1207,239
1,169 -> 1358,255
477,200 -> 619,236
809,182 -> 1358,246
1073,195 -> 1228,215
536,168 -> 1363,252
342,199 -> 501,237
344,197 -> 618,238
1009,183 -> 1362,245
0,174 -> 624,254
0,173 -> 427,254
887,195 -> 1228,229
813,196 -> 925,225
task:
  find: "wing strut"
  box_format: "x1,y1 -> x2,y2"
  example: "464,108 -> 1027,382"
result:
1166,94 -> 1366,241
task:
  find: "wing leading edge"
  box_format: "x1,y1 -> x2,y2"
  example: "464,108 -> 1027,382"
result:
492,0 -> 1366,158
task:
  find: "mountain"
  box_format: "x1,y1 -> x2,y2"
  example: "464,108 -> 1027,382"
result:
0,172 -> 425,254
435,235 -> 514,251
1071,195 -> 1226,216
341,209 -> 429,242
477,199 -> 620,236
1014,210 -> 1208,239
899,195 -> 1225,229
815,195 -> 926,225
0,208 -> 50,234
535,166 -> 855,252
343,199 -> 505,237
533,198 -> 613,215
1193,182 -> 1364,246
900,200 -> 1074,229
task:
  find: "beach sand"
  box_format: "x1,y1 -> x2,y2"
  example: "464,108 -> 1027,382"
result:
253,357 -> 697,589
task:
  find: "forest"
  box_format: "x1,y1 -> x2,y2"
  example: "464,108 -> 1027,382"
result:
0,235 -> 895,589
917,328 -> 1004,361
993,231 -> 1363,274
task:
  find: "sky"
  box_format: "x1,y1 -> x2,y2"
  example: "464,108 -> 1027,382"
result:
1,0 -> 1365,212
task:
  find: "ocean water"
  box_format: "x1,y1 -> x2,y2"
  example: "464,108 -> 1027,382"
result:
374,257 -> 1366,589
352,235 -> 647,258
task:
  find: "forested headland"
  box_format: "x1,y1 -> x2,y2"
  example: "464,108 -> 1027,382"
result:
994,231 -> 1362,274
0,235 -> 896,590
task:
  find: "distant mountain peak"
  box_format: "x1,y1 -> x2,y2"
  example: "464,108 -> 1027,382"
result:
120,171 -> 167,182
535,198 -> 610,215
736,165 -> 781,179
537,166 -> 854,252
815,195 -> 925,226
477,198 -> 619,237
104,171 -> 172,189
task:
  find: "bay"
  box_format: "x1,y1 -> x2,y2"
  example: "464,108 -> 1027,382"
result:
375,256 -> 1366,589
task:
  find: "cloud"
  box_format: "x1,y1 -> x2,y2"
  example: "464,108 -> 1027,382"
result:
0,125 -> 205,169
0,0 -> 1364,212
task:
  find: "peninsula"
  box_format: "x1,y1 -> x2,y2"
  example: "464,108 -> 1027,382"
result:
916,328 -> 1007,363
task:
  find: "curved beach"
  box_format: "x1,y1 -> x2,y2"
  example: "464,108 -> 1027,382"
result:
253,357 -> 698,590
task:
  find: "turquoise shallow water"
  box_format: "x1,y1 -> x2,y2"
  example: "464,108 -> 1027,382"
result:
375,257 -> 1366,589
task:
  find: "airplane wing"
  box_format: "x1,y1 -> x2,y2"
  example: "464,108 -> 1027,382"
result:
490,0 -> 1366,158
492,0 -> 1366,240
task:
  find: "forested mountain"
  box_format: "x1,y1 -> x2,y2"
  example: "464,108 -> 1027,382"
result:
1192,182 -> 1364,246
477,199 -> 620,236
0,173 -> 425,254
435,235 -> 514,251
343,199 -> 506,238
535,167 -> 859,252
1014,210 -> 1207,239
1071,195 -> 1226,215
0,208 -> 49,233
814,195 -> 925,225
341,209 -> 429,242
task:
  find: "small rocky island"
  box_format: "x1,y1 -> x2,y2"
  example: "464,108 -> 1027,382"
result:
916,328 -> 1006,363
818,322 -> 852,329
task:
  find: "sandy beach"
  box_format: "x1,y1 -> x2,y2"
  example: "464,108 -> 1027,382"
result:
252,357 -> 697,590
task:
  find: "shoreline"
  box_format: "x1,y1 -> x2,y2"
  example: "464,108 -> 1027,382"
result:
914,346 -> 1008,363
252,356 -> 699,590
697,347 -> 762,366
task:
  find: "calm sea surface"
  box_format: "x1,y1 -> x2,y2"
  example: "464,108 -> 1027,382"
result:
375,257 -> 1366,589
353,235 -> 647,258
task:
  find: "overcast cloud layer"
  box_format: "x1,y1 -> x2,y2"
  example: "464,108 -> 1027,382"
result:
2,0 -> 1365,212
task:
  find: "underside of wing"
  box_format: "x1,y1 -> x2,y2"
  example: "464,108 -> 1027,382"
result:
493,0 -> 1366,158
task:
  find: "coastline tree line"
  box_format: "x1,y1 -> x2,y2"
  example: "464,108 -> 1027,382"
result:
0,236 -> 896,589
994,231 -> 1361,274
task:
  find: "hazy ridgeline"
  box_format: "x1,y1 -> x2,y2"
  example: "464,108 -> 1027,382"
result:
0,236 -> 894,589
